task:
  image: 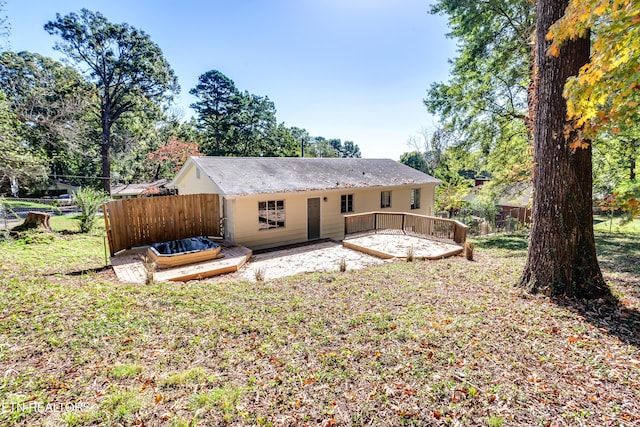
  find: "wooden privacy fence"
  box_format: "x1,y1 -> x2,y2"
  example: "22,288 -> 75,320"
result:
344,211 -> 467,244
103,194 -> 221,256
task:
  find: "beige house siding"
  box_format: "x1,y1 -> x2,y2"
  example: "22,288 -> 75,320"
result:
174,162 -> 221,195
225,185 -> 436,250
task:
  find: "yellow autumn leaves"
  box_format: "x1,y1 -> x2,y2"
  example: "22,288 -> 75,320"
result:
547,0 -> 640,141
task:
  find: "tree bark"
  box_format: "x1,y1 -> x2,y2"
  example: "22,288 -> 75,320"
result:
629,139 -> 637,181
518,0 -> 610,298
22,212 -> 51,231
101,109 -> 112,195
101,141 -> 111,195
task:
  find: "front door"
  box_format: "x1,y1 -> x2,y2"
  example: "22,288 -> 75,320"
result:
307,197 -> 321,240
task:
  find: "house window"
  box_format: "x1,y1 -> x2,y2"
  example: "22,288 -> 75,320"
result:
411,188 -> 421,209
380,191 -> 392,208
258,200 -> 285,230
341,194 -> 354,213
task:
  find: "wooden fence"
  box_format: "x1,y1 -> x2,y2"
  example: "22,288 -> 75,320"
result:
344,211 -> 467,244
103,194 -> 221,256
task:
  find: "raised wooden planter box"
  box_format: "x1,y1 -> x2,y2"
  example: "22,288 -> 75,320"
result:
147,237 -> 223,269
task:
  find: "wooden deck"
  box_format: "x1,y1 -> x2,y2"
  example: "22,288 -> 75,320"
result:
111,240 -> 252,283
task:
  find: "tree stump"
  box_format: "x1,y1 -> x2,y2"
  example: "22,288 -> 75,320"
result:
22,211 -> 51,231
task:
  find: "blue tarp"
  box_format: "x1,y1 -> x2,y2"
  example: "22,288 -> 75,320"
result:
150,237 -> 219,255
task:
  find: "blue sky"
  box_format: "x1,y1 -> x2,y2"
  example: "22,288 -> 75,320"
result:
5,0 -> 456,160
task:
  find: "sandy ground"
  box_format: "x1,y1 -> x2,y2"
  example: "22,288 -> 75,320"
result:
344,232 -> 463,259
234,240 -> 389,281
227,234 -> 462,282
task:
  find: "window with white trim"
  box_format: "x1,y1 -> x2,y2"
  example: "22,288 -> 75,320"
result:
341,194 -> 354,213
258,200 -> 285,230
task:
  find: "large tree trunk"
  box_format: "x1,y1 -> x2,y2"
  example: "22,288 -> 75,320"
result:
101,114 -> 112,195
101,142 -> 111,195
518,0 -> 610,298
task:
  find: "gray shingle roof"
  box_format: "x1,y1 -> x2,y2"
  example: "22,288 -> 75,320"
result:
111,179 -> 169,196
189,157 -> 440,196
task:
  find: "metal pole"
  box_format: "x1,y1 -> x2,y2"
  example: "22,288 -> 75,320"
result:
104,236 -> 108,266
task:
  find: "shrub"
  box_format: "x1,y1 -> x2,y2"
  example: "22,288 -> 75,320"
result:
406,246 -> 415,262
254,266 -> 266,281
75,187 -> 108,233
141,255 -> 155,285
464,241 -> 475,261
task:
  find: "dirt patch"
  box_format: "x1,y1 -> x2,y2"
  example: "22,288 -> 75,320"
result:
234,240 -> 389,281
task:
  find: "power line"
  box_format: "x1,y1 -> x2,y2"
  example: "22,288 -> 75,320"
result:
49,174 -> 110,180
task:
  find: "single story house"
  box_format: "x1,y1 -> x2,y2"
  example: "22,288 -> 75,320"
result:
464,181 -> 532,225
171,157 -> 441,250
496,183 -> 532,224
111,179 -> 170,199
47,179 -> 80,197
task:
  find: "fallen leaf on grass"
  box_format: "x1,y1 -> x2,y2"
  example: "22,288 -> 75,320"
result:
303,376 -> 316,385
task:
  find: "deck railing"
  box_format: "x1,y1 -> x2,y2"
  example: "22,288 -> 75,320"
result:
344,212 -> 467,244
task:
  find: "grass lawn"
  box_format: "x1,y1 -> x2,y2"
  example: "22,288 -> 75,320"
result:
2,200 -> 55,210
594,215 -> 640,234
0,221 -> 638,426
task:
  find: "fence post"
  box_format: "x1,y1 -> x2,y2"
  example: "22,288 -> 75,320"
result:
453,221 -> 468,244
1,199 -> 6,230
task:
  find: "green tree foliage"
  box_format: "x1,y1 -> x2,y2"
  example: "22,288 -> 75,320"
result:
0,51 -> 93,180
264,122 -> 301,157
400,151 -> 426,173
190,70 -> 282,156
607,180 -> 640,223
74,186 -> 107,233
230,91 -> 277,156
305,137 -> 338,158
403,128 -> 449,176
291,127 -> 311,157
190,70 -> 239,154
105,103 -> 177,185
593,126 -> 639,196
45,9 -> 179,194
0,89 -> 48,195
425,0 -> 535,185
305,136 -> 361,158
401,129 -> 476,214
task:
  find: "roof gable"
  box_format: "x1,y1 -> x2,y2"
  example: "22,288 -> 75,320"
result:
181,157 -> 440,196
